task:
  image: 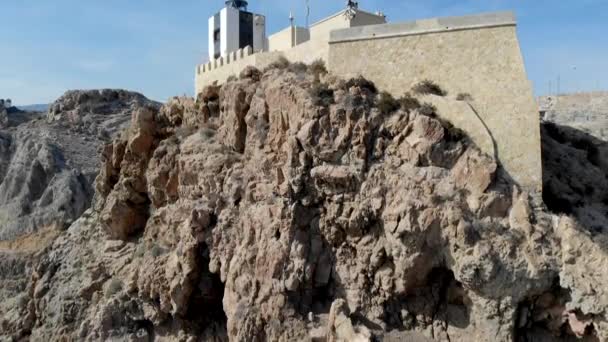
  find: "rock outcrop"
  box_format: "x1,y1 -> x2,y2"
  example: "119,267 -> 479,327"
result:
541,121 -> 608,235
0,89 -> 160,241
0,89 -> 160,342
1,66 -> 607,342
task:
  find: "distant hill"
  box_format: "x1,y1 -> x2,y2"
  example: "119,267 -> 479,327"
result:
538,91 -> 608,141
16,103 -> 50,112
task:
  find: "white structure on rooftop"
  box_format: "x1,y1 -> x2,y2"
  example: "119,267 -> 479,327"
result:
195,3 -> 544,195
208,0 -> 266,60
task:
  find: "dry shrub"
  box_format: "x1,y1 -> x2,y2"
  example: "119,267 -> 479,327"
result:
309,59 -> 328,79
398,92 -> 421,113
377,91 -> 399,115
309,81 -> 335,107
266,55 -> 290,70
419,102 -> 438,117
345,76 -> 377,93
287,62 -> 308,74
412,80 -> 447,96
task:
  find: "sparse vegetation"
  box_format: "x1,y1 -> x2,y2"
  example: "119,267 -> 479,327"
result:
309,59 -> 328,79
412,80 -> 447,96
377,91 -> 400,115
266,55 -> 290,70
456,93 -> 473,101
344,76 -> 377,93
415,101 -> 465,141
309,81 -> 335,107
226,75 -> 238,82
287,62 -> 308,74
419,102 -> 438,117
398,92 -> 421,113
439,118 -> 466,142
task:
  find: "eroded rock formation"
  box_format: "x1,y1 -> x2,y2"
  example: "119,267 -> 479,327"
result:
1,66 -> 607,341
0,89 -> 160,241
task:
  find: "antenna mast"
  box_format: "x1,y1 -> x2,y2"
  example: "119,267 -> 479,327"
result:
306,0 -> 310,28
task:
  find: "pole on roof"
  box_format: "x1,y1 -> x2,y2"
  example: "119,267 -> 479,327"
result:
306,0 -> 310,28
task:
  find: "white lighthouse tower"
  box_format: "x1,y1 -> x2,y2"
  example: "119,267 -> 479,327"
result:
208,1 -> 266,60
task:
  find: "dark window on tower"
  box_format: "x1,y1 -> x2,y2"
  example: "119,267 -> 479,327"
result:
214,28 -> 221,59
239,11 -> 254,49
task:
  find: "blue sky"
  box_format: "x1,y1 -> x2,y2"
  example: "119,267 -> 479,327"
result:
0,0 -> 606,105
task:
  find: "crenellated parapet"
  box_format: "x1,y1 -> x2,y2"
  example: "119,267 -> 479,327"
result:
197,46 -> 254,75
194,10 -> 544,194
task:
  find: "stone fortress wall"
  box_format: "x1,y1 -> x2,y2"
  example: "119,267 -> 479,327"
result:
328,12 -> 542,192
194,10 -> 542,193
195,8 -> 387,93
195,46 -> 284,95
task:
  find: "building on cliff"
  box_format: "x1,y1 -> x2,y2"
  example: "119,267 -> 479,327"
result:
195,2 -> 542,195
208,1 -> 266,60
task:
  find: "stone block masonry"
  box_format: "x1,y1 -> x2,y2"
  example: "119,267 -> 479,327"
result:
194,46 -> 283,95
195,11 -> 543,193
328,11 -> 542,193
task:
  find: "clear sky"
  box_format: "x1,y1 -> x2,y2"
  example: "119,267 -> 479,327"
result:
0,0 -> 606,105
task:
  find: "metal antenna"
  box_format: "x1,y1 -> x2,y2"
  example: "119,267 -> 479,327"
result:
306,0 -> 310,28
289,10 -> 295,27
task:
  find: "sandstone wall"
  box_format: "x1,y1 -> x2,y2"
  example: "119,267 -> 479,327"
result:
328,12 -> 542,192
268,26 -> 295,52
195,47 -> 283,95
268,26 -> 312,52
196,9 -> 386,92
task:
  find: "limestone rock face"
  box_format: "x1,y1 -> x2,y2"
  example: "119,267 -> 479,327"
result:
1,67 -> 608,342
0,89 -> 160,241
0,89 -> 160,341
541,121 -> 608,234
48,89 -> 156,125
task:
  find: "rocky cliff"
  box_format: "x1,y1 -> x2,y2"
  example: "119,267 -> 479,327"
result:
1,66 -> 607,342
0,89 -> 160,241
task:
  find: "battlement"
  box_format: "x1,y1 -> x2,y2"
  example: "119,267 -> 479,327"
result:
194,10 -> 543,194
197,46 -> 254,75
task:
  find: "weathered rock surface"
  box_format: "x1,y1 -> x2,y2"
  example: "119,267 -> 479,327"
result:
541,121 -> 608,235
0,89 -> 160,341
1,68 -> 607,342
0,89 -> 160,241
